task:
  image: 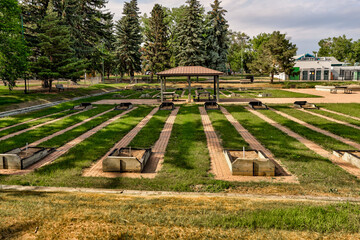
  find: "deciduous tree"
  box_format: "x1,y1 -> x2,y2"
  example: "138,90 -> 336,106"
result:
249,31 -> 297,83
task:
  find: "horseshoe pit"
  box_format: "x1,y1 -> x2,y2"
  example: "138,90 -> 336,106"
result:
333,150 -> 360,169
102,147 -> 151,172
0,147 -> 54,170
224,149 -> 275,176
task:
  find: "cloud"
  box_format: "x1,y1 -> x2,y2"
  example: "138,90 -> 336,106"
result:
106,0 -> 360,54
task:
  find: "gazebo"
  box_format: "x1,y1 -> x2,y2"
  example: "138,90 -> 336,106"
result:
156,66 -> 224,102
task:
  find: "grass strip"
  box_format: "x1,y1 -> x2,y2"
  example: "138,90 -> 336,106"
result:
207,109 -> 249,149
0,105 -> 112,153
320,103 -> 360,119
0,110 -> 77,138
306,108 -> 360,127
262,109 -> 354,151
38,109 -> 122,148
127,109 -> 171,148
225,105 -> 359,190
273,106 -> 360,144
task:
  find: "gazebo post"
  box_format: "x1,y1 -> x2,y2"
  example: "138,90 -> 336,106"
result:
216,75 -> 220,102
187,76 -> 191,103
213,76 -> 216,100
164,77 -> 167,91
161,76 -> 164,102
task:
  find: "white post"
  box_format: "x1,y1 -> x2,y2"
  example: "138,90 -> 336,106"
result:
243,146 -> 245,158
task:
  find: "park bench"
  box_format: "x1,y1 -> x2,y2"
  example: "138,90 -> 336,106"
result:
249,101 -> 268,110
193,91 -> 213,102
56,84 -> 65,92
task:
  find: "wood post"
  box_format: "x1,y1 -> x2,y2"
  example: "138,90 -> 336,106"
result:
161,77 -> 163,103
188,76 -> 191,103
216,75 -> 220,102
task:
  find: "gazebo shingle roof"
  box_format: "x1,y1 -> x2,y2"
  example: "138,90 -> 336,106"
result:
157,66 -> 224,77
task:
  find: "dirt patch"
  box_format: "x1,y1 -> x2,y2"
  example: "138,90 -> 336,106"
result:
229,150 -> 259,160
118,149 -> 146,160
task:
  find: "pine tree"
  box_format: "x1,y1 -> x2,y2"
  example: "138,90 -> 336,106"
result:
114,0 -> 142,81
175,0 -> 205,66
143,4 -> 170,78
0,0 -> 28,90
205,0 -> 229,72
21,0 -> 113,71
32,1 -> 85,91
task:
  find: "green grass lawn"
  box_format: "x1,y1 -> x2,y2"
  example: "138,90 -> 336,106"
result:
0,105 -> 113,153
262,108 -> 355,151
306,108 -> 360,127
128,109 -> 171,148
38,109 -> 122,149
0,109 -> 76,138
320,103 -> 360,119
231,89 -> 321,98
0,96 -> 22,106
0,83 -> 128,112
273,106 -> 360,144
207,109 -> 249,149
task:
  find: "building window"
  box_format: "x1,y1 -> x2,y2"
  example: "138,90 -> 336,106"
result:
316,71 -> 321,80
302,71 -> 308,80
324,70 -> 329,80
310,71 -> 315,80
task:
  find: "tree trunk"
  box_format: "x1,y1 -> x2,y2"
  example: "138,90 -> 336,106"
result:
42,79 -> 50,89
48,80 -> 53,92
270,73 -> 274,84
130,71 -> 134,83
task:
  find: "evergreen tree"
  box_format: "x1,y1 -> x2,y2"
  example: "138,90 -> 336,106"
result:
0,0 -> 28,90
32,1 -> 85,91
249,31 -> 297,83
143,4 -> 170,78
21,0 -> 113,72
114,0 -> 142,81
205,0 -> 229,72
175,0 -> 205,66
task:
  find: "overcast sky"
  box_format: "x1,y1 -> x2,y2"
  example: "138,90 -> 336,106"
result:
105,0 -> 360,54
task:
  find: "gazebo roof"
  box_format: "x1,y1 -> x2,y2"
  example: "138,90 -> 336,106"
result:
157,66 -> 224,77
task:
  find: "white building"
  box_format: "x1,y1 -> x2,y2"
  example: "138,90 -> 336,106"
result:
289,53 -> 360,81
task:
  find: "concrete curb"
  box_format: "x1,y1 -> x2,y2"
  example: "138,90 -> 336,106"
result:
1,184 -> 360,203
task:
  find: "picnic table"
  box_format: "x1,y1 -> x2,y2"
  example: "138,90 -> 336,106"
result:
330,86 -> 352,94
193,91 -> 214,102
161,91 -> 179,101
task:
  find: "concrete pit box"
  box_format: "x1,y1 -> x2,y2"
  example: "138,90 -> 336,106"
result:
0,147 -> 54,170
333,150 -> 360,169
204,101 -> 220,110
102,148 -> 151,172
223,149 -> 275,176
73,102 -> 93,111
159,102 -> 175,110
249,101 -> 268,110
114,102 -> 133,110
293,101 -> 318,109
